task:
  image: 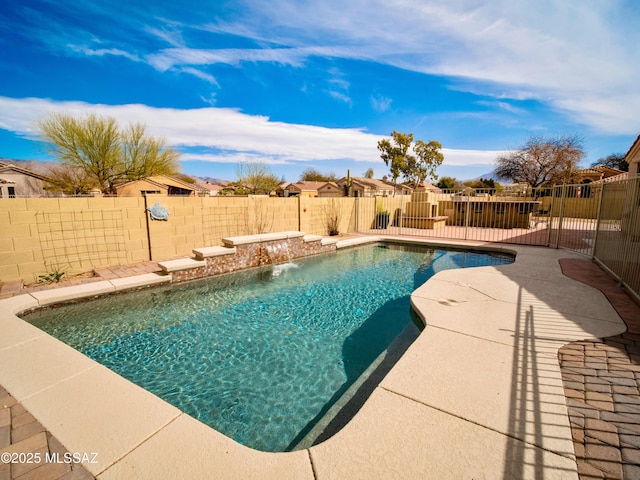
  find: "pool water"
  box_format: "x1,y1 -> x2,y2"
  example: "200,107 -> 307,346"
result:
23,244 -> 513,451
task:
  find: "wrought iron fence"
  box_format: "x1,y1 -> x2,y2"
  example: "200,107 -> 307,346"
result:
593,177 -> 640,302
355,178 -> 640,300
356,185 -> 600,254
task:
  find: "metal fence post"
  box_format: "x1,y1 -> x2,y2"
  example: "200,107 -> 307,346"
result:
464,195 -> 470,240
591,183 -> 605,258
555,184 -> 567,249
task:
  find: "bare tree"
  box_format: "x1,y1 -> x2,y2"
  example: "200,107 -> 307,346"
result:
494,135 -> 584,187
237,160 -> 281,195
591,153 -> 628,172
45,164 -> 98,195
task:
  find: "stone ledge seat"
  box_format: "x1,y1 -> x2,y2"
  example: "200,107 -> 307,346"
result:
222,231 -> 305,247
321,237 -> 339,246
303,234 -> 323,243
158,258 -> 206,274
192,246 -> 236,260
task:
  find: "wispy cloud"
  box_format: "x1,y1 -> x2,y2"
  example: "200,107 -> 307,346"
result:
4,0 -> 639,139
66,44 -> 141,62
0,96 -> 504,167
371,94 -> 392,113
197,0 -> 640,134
177,67 -> 219,86
475,100 -> 525,115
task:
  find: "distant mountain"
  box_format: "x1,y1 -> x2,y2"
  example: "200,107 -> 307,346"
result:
0,159 -> 233,186
467,171 -> 498,182
197,176 -> 230,186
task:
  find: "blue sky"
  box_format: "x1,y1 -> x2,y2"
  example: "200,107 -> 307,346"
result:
0,0 -> 638,182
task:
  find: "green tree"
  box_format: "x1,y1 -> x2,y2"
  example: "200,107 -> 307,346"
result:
494,135 -> 584,187
436,176 -> 458,190
411,140 -> 444,184
299,167 -> 337,182
377,131 -> 413,189
38,113 -> 180,194
591,153 -> 628,172
464,178 -> 500,191
378,131 -> 443,190
363,168 -> 374,179
237,160 -> 281,195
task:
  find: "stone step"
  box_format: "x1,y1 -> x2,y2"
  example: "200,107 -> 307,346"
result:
303,234 -> 323,243
222,231 -> 306,247
158,258 -> 206,273
321,237 -> 339,246
193,246 -> 236,260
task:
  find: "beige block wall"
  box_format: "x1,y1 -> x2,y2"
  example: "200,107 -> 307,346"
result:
0,197 -> 149,284
1,195 -> 365,284
299,197 -> 357,235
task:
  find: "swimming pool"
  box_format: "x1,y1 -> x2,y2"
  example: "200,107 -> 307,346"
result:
23,243 -> 513,452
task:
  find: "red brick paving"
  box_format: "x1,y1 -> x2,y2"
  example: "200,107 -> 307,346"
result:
559,258 -> 640,479
0,386 -> 94,480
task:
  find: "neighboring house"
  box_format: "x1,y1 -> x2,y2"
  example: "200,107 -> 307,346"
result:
194,181 -> 223,196
275,183 -> 290,197
285,181 -> 328,197
0,161 -> 49,198
317,182 -> 342,197
626,134 -> 640,177
337,177 -> 411,197
578,166 -> 626,184
115,175 -> 198,196
420,182 -> 439,191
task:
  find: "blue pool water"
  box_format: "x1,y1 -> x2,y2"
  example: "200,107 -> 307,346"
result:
23,244 -> 513,451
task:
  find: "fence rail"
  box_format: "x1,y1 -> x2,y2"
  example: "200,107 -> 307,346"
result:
356,185 -> 600,254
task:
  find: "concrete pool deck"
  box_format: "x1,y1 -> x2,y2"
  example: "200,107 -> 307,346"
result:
0,236 -> 636,479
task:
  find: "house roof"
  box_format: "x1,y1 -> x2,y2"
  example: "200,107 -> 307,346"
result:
338,177 -> 411,191
319,182 -> 340,190
583,166 -> 624,176
147,175 -> 197,190
199,182 -> 222,191
116,175 -> 197,191
287,181 -> 328,191
0,162 -> 49,181
625,134 -> 640,166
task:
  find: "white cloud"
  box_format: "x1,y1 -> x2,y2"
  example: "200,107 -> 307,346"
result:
0,96 -> 503,167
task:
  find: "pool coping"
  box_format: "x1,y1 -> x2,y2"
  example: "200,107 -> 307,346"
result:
0,236 -> 628,479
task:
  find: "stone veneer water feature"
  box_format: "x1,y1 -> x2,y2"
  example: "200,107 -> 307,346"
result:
158,231 -> 339,283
